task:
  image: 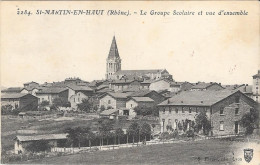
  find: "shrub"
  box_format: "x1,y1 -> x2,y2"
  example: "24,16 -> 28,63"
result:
186,130 -> 195,138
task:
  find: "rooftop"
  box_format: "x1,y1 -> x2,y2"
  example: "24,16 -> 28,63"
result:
1,93 -> 30,99
130,97 -> 154,102
15,134 -> 68,142
1,87 -> 24,93
158,90 -> 236,106
67,85 -> 93,91
114,69 -> 166,76
36,87 -> 68,94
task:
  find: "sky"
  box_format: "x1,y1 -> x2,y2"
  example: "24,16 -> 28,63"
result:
1,1 -> 259,87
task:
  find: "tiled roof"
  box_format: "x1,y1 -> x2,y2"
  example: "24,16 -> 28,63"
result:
107,36 -> 120,60
114,69 -> 165,76
36,87 -> 67,94
170,81 -> 185,87
235,85 -> 252,94
130,97 -> 154,102
67,85 -> 93,91
1,93 -> 29,99
128,90 -> 153,97
15,134 -> 68,142
158,90 -> 236,106
107,92 -> 131,99
1,87 -> 24,93
24,81 -> 39,85
100,109 -> 118,116
191,82 -> 223,89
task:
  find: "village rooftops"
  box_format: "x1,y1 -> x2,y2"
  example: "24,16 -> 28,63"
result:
105,92 -> 132,99
1,93 -> 33,99
130,97 -> 154,102
23,81 -> 39,85
67,84 -> 93,91
1,87 -> 24,93
15,134 -> 68,142
128,90 -> 155,97
113,69 -> 167,76
158,90 -> 237,107
191,82 -> 223,89
36,87 -> 68,94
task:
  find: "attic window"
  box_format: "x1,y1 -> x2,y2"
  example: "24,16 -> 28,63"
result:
201,101 -> 203,103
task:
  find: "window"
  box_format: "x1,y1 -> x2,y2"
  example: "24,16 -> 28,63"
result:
189,107 -> 192,113
235,96 -> 240,103
108,100 -> 111,104
163,108 -> 165,114
196,108 -> 198,113
169,108 -> 172,114
235,108 -> 239,115
175,108 -> 178,113
220,107 -> 224,115
182,107 -> 184,113
74,98 -> 75,102
131,104 -> 132,107
220,121 -> 224,131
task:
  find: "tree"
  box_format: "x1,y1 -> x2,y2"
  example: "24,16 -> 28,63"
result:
77,98 -> 93,112
127,122 -> 140,144
99,119 -> 114,145
64,126 -> 92,149
240,108 -> 259,135
195,111 -> 211,135
100,105 -> 106,112
40,101 -> 50,107
115,128 -> 125,144
53,97 -> 70,110
25,140 -> 52,153
140,122 -> 151,141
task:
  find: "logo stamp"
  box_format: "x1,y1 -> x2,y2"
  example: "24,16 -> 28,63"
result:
244,148 -> 253,163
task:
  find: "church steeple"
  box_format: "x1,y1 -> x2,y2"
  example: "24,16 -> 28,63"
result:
106,36 -> 121,79
107,36 -> 120,60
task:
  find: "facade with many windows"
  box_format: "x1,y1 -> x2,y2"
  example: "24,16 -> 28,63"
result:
158,90 -> 257,136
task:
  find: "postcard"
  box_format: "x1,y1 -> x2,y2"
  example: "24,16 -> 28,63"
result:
1,1 -> 259,164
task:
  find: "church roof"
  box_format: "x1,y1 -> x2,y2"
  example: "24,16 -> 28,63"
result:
107,36 -> 120,60
114,69 -> 165,76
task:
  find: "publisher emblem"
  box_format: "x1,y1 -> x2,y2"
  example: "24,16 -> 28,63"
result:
244,148 -> 253,163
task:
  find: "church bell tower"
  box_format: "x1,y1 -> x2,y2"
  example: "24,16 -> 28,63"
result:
106,36 -> 121,79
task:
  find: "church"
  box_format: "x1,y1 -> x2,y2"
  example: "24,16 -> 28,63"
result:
106,36 -> 173,81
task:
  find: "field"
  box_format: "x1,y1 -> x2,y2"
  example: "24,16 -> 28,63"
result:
1,115 -> 95,152
22,138 -> 260,165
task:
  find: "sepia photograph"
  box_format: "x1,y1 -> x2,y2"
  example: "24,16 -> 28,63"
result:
1,1 -> 259,164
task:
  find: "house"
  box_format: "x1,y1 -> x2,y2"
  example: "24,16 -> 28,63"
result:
109,79 -> 143,92
67,84 -> 94,100
23,81 -> 39,88
190,82 -> 224,91
158,90 -> 256,136
14,134 -> 68,154
1,87 -> 24,94
128,90 -> 166,105
69,92 -> 89,110
253,70 -> 260,102
1,93 -> 38,111
149,79 -> 173,92
169,81 -> 194,92
124,97 -> 155,118
36,87 -> 69,104
105,36 -> 173,81
99,108 -> 119,119
99,92 -> 131,109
